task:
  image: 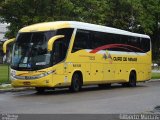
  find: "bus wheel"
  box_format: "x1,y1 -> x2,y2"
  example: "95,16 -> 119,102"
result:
128,71 -> 137,87
35,87 -> 45,93
70,73 -> 82,92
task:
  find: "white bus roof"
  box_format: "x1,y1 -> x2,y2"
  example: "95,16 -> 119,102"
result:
19,21 -> 150,39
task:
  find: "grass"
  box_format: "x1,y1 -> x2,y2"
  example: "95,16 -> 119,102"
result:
0,64 -> 10,84
151,72 -> 160,79
0,84 -> 12,90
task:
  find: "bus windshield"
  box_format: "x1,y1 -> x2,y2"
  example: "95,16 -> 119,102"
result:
11,31 -> 55,71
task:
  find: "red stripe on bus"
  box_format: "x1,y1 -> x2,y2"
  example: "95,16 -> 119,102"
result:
89,44 -> 144,53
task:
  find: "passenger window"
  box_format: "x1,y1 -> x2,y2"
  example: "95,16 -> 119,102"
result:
52,28 -> 73,64
53,39 -> 67,64
72,29 -> 91,52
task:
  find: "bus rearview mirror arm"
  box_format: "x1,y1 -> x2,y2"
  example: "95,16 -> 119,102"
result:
3,38 -> 15,54
48,35 -> 65,52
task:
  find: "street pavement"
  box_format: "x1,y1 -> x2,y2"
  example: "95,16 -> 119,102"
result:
0,81 -> 160,114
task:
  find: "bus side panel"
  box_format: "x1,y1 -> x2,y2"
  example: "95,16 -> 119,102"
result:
103,63 -> 115,81
90,63 -> 103,83
66,50 -> 92,84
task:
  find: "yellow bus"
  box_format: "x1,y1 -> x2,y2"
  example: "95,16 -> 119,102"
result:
4,21 -> 151,93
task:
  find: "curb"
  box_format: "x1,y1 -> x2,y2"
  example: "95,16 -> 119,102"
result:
0,86 -> 34,93
148,79 -> 160,82
0,79 -> 160,93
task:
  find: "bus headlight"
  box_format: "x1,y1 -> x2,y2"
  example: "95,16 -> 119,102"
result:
11,70 -> 55,80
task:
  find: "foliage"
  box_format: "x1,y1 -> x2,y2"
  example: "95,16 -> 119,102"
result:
0,0 -> 160,60
104,0 -> 133,30
139,0 -> 160,60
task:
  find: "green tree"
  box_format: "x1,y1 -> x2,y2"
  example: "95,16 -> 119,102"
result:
138,0 -> 160,60
0,0 -> 74,37
104,0 -> 134,30
0,0 -> 160,60
0,0 -> 54,37
0,0 -> 108,37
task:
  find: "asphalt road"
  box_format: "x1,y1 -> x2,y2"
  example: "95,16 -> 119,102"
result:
0,81 -> 160,114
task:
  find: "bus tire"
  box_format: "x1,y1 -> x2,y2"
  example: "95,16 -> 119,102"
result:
70,73 -> 82,92
35,87 -> 45,93
128,71 -> 137,87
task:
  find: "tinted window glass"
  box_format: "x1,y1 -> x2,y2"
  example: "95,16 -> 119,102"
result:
52,28 -> 73,64
72,29 -> 150,53
140,38 -> 150,52
92,31 -> 150,53
72,29 -> 91,52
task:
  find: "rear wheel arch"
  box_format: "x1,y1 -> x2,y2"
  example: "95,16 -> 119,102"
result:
122,70 -> 137,87
130,70 -> 137,80
72,70 -> 83,85
129,70 -> 137,87
69,70 -> 83,92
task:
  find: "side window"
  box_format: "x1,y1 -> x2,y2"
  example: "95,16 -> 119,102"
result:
52,28 -> 73,64
140,38 -> 150,52
92,32 -> 102,48
56,28 -> 74,50
92,32 -> 112,49
92,32 -> 119,50
91,31 -> 150,53
53,39 -> 67,64
72,29 -> 91,52
126,36 -> 151,53
126,36 -> 137,52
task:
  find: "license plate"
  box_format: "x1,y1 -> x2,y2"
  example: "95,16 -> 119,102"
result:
23,81 -> 31,86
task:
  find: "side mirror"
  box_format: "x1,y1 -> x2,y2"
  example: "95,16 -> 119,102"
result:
3,38 -> 15,54
48,35 -> 64,52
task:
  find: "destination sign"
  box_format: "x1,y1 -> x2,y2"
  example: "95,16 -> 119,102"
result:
113,57 -> 137,62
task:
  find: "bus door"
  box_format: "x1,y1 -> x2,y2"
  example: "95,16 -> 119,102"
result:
52,38 -> 67,75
